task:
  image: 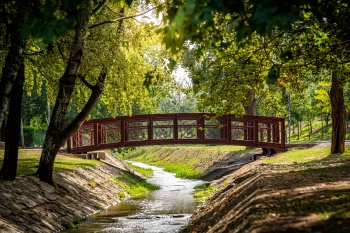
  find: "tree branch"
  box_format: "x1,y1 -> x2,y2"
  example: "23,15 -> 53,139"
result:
60,70 -> 107,142
78,74 -> 94,90
23,51 -> 44,56
89,4 -> 162,29
91,0 -> 108,16
106,4 -> 123,15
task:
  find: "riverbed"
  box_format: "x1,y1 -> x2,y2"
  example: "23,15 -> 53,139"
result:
63,161 -> 203,233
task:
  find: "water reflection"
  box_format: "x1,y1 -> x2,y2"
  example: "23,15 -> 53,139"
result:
63,161 -> 203,233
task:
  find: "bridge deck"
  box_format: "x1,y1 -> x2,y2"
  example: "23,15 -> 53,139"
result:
67,113 -> 286,153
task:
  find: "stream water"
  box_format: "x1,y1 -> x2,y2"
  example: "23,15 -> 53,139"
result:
63,161 -> 203,233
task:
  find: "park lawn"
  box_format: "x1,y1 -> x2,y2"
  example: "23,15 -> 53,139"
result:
262,146 -> 350,165
0,150 -> 101,176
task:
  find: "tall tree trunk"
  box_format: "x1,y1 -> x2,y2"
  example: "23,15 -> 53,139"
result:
36,0 -> 94,184
0,120 -> 5,141
244,90 -> 256,115
297,121 -> 300,140
0,54 -> 24,179
321,112 -> 324,140
308,120 -> 311,139
0,5 -> 26,133
310,120 -> 312,134
329,72 -> 346,153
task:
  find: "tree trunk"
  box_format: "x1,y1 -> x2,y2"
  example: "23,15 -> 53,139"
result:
0,7 -> 26,133
0,120 -> 5,141
321,112 -> 324,140
308,120 -> 311,139
325,113 -> 330,126
0,54 -> 25,180
297,121 -> 300,140
329,72 -> 346,153
36,1 -> 93,184
244,90 -> 256,115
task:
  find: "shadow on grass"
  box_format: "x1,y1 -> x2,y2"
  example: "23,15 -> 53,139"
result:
184,160 -> 350,233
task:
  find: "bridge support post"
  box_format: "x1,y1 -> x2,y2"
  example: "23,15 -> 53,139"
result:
173,115 -> 178,143
227,116 -> 232,144
148,115 -> 153,145
93,121 -> 98,150
281,118 -> 286,150
254,116 -> 259,147
121,118 -> 125,147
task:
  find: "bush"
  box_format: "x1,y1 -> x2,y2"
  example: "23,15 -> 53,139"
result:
22,126 -> 35,147
34,129 -> 46,147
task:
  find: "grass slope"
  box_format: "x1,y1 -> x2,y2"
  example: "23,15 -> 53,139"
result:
118,145 -> 245,179
0,150 -> 101,176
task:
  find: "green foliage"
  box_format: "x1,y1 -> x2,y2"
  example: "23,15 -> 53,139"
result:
33,129 -> 46,147
193,185 -> 215,201
267,64 -> 280,84
113,172 -> 159,196
90,178 -> 97,188
72,217 -> 81,225
119,192 -> 126,199
61,221 -> 74,229
22,126 -> 35,147
126,162 -> 153,177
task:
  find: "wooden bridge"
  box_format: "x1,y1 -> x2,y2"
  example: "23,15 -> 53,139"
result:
67,113 -> 286,154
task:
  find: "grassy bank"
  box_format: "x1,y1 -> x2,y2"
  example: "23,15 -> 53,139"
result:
0,149 -> 158,197
0,150 -> 101,176
262,146 -> 350,165
183,145 -> 350,233
118,145 -> 246,179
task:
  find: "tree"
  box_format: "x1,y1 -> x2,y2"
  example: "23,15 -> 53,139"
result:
0,0 -> 29,179
32,0 -> 169,184
164,0 -> 350,153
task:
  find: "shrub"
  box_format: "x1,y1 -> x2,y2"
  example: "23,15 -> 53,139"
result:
22,126 -> 35,147
34,129 -> 46,147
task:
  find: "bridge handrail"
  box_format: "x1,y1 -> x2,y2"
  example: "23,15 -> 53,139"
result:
67,113 -> 285,153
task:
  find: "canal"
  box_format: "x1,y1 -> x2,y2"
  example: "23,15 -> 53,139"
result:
63,161 -> 203,233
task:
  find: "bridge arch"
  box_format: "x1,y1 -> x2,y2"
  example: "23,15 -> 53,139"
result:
67,113 -> 286,154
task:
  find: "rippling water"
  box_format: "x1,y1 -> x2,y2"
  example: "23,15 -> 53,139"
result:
63,162 -> 203,233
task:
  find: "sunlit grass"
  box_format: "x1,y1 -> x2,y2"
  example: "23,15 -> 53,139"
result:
288,121 -> 333,142
0,149 -> 101,176
263,146 -> 350,165
118,145 -> 245,179
193,185 -> 215,200
126,162 -> 154,177
113,172 -> 159,196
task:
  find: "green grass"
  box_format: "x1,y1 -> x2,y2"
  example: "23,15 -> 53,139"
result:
262,146 -> 350,165
288,121 -> 333,142
119,145 -> 244,179
113,172 -> 159,196
126,162 -> 154,177
0,150 -> 101,176
193,185 -> 215,200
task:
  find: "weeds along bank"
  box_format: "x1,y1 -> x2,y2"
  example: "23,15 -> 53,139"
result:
0,150 -> 157,232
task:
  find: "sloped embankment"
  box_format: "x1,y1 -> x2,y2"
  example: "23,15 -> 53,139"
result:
121,145 -> 257,179
0,153 -> 144,233
183,155 -> 350,233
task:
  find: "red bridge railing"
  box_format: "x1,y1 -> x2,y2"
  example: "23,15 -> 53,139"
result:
67,113 -> 286,154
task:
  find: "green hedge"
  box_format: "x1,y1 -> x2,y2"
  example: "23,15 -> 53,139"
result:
34,129 -> 46,147
23,126 -> 35,147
